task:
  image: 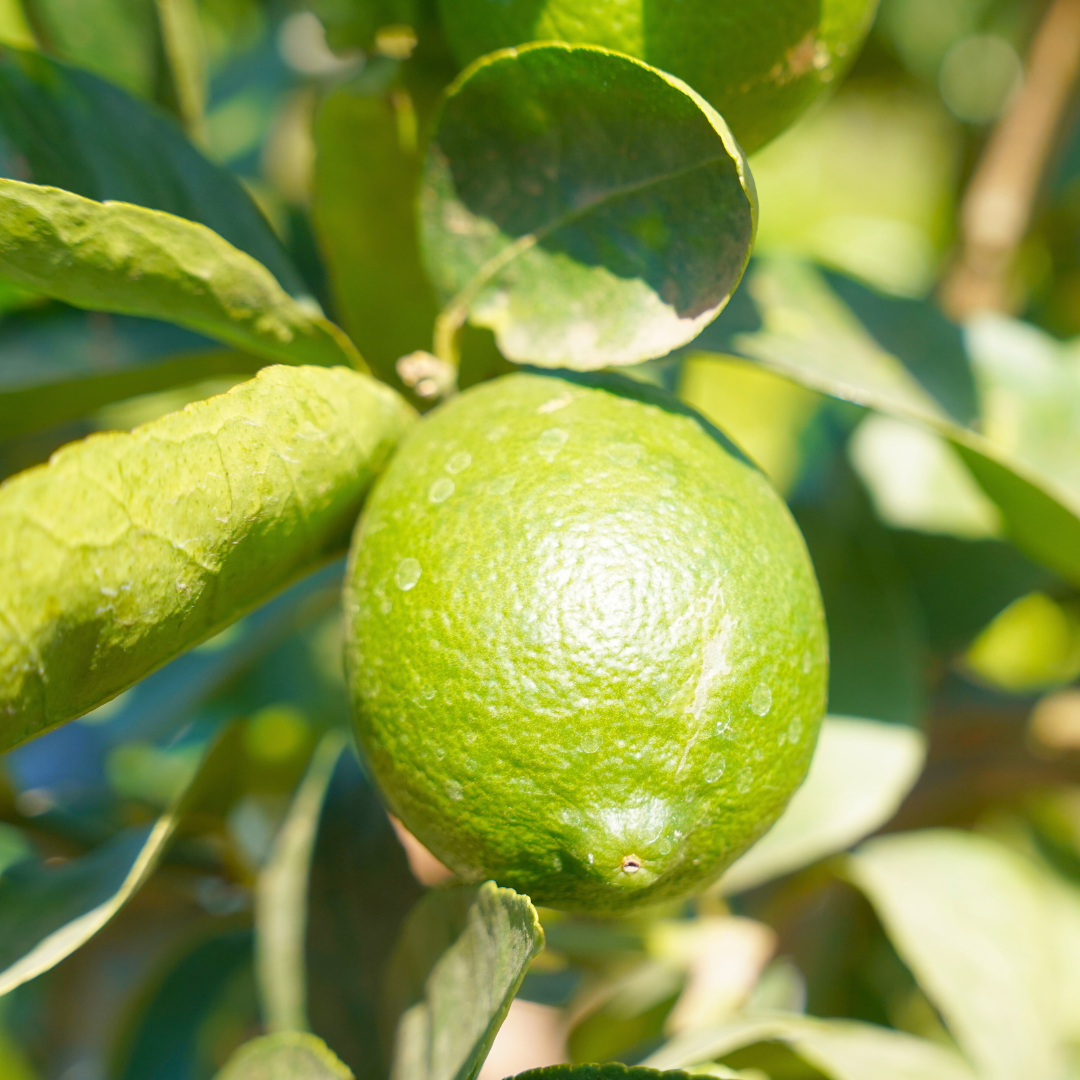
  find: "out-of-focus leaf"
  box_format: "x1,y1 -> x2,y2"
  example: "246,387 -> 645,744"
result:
821,270 -> 978,426
1044,876 -> 1080,1043
848,830 -> 1069,1080
256,730 -> 347,1033
678,354 -> 820,494
794,464 -> 926,726
0,721 -> 235,997
387,882 -> 543,1080
420,43 -> 755,370
22,0 -> 156,97
313,79 -> 439,388
0,0 -> 33,49
848,415 -> 1001,539
0,364 -> 414,750
0,306 -> 263,440
0,180 -> 362,369
890,532 -> 1058,655
717,257 -> 1080,584
643,1012 -> 977,1080
656,916 -> 776,1033
312,0 -> 418,52
155,0 -> 208,142
0,826 -> 174,997
304,747 -> 425,1078
719,717 -> 925,895
510,1067 -> 715,1080
0,45 -> 305,296
965,591 -> 1080,692
113,928 -> 254,1080
964,314 -> 1080,501
216,1032 -> 354,1080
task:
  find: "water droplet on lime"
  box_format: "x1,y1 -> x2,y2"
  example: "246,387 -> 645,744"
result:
751,683 -> 773,716
395,558 -> 422,591
429,478 -> 455,503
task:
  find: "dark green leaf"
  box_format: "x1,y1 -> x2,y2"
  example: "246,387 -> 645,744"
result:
0,179 -> 362,369
0,45 -> 305,296
795,463 -> 927,726
387,882 -> 543,1080
113,928 -> 255,1080
890,532 -> 1059,654
420,43 -> 756,370
0,306 -> 261,440
216,1032 -> 354,1080
0,364 -> 414,750
304,747 -> 425,1078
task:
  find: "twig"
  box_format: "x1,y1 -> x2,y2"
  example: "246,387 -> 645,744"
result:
942,0 -> 1080,317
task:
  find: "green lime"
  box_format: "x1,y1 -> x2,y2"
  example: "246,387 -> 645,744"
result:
435,0 -> 879,153
345,372 -> 827,912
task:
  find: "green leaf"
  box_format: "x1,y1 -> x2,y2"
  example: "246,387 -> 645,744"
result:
303,744 -> 425,1077
643,1013 -> 977,1080
0,364 -> 414,750
256,730 -> 349,1033
216,1032 -> 354,1080
0,45 -> 305,296
0,720 -> 236,997
0,179 -> 361,369
313,79 -> 439,387
717,257 -> 1080,584
718,717 -> 925,895
0,307 -> 261,440
509,1066 -> 716,1080
848,830 -> 1070,1080
420,42 -> 756,370
387,882 -> 544,1080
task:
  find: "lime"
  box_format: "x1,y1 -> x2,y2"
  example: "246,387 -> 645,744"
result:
345,372 -> 827,912
435,0 -> 879,153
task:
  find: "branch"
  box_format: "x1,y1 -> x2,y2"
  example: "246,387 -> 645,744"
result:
942,0 -> 1080,317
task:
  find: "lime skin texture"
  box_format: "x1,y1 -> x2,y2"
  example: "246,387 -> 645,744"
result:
435,0 -> 880,153
345,371 -> 828,914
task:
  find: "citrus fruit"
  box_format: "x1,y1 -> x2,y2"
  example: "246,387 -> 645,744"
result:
345,372 -> 827,912
434,0 -> 879,153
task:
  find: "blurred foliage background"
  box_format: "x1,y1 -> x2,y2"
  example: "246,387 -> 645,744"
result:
3,0 -> 1080,1078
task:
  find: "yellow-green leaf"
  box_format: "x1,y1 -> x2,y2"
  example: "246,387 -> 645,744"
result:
216,1032 -> 354,1080
0,364 -> 415,751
